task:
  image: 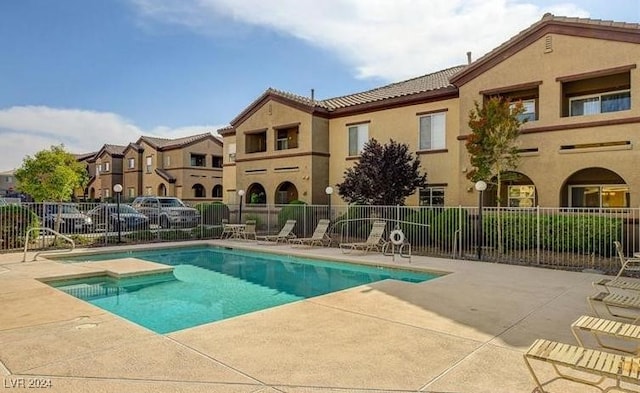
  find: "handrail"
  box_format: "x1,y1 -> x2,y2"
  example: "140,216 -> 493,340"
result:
22,227 -> 75,262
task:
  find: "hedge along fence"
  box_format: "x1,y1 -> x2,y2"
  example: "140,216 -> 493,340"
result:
195,202 -> 230,225
0,204 -> 40,250
481,211 -> 623,257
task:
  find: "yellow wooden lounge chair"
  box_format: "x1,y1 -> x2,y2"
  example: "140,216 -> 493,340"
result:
571,315 -> 640,355
256,220 -> 296,244
523,338 -> 640,392
339,221 -> 387,254
289,219 -> 331,248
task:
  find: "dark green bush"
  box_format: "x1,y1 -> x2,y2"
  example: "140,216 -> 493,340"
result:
401,207 -> 439,245
195,202 -> 230,225
277,200 -> 315,236
126,230 -> 157,241
431,208 -> 468,250
480,211 -> 622,257
159,230 -> 194,241
0,205 -> 39,250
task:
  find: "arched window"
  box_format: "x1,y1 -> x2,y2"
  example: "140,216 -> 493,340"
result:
192,184 -> 206,198
212,185 -> 223,198
562,167 -> 628,208
275,181 -> 298,204
246,183 -> 266,204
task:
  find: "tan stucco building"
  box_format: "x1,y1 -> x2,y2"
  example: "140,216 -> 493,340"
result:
219,14 -> 640,209
81,133 -> 224,204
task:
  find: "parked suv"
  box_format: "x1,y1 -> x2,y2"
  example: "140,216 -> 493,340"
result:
131,196 -> 200,229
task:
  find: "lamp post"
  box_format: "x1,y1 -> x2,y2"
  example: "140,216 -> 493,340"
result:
325,186 -> 333,221
475,180 -> 487,261
113,184 -> 123,243
237,189 -> 245,224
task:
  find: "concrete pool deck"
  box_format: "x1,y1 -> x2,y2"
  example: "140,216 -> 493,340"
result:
0,240 -> 626,392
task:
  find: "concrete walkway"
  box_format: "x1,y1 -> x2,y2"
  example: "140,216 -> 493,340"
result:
0,240 -> 623,392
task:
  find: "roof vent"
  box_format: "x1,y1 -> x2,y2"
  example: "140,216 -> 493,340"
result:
544,35 -> 553,53
466,51 -> 472,64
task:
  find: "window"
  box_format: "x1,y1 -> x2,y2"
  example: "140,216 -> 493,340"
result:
419,113 -> 446,150
128,158 -> 135,169
165,155 -> 171,167
561,70 -> 631,117
211,155 -> 223,168
104,162 -> 110,172
508,185 -> 535,207
569,185 -> 629,208
104,189 -> 110,198
212,185 -> 222,198
96,164 -> 102,176
190,154 -> 206,167
145,156 -> 152,173
145,186 -> 152,195
192,184 -> 205,198
275,126 -> 299,150
228,143 -> 236,162
570,90 -> 631,116
419,187 -> 445,206
246,131 -> 267,153
348,123 -> 369,156
127,187 -> 135,198
510,99 -> 536,122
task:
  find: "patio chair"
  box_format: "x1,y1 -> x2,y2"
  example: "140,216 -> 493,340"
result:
289,219 -> 331,248
523,338 -> 640,393
220,219 -> 233,239
339,221 -> 387,254
256,220 -> 296,244
241,220 -> 257,240
594,276 -> 640,294
614,241 -> 640,279
588,290 -> 640,324
571,315 -> 640,355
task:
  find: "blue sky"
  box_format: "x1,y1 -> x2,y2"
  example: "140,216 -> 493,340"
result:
1,0 -> 639,170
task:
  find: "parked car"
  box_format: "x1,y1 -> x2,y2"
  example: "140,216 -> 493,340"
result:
87,204 -> 150,232
131,196 -> 201,229
33,203 -> 93,233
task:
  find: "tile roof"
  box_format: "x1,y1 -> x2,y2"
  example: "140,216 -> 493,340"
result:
140,132 -> 214,150
451,13 -> 640,85
103,144 -> 127,156
319,66 -> 465,110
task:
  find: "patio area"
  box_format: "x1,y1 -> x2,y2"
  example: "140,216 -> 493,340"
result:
0,240 -> 619,392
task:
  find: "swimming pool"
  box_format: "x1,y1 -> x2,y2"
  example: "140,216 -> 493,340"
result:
49,246 -> 438,333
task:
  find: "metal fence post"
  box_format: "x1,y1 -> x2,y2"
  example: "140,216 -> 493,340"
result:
536,205 -> 540,265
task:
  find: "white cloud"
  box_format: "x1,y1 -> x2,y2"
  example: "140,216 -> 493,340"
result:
130,0 -> 590,81
0,106 -> 221,170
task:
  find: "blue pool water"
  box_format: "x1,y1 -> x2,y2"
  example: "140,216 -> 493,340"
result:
50,246 -> 438,333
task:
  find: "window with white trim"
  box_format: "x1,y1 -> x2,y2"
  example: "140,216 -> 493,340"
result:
104,162 -> 110,172
96,164 -> 101,176
419,187 -> 445,206
570,90 -> 631,116
348,123 -> 368,156
128,187 -> 135,198
227,143 -> 236,163
508,185 -> 535,207
145,156 -> 152,173
128,158 -> 135,169
510,99 -> 536,122
419,113 -> 446,150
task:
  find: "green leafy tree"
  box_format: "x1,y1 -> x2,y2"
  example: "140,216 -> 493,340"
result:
466,97 -> 525,252
466,97 -> 525,198
337,138 -> 427,205
15,145 -> 89,232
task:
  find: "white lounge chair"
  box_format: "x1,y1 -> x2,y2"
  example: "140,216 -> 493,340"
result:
289,219 -> 331,248
339,221 -> 387,254
256,220 -> 296,244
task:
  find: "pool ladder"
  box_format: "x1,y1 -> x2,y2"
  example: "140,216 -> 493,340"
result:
22,227 -> 75,262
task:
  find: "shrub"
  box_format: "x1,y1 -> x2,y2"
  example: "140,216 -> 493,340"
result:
126,230 -> 157,242
0,205 -> 39,250
277,200 -> 315,237
431,207 -> 468,251
195,202 -> 230,225
159,230 -> 194,241
401,207 -> 439,245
